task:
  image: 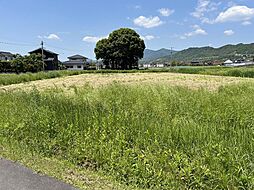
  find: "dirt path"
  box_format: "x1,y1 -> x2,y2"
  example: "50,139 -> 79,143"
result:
0,73 -> 253,92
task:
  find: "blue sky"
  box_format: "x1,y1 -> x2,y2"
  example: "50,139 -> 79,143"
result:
0,0 -> 253,60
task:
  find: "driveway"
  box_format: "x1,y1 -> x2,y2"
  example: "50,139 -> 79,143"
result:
0,158 -> 78,190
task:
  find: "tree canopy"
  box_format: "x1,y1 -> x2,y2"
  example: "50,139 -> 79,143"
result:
0,54 -> 43,73
94,28 -> 146,70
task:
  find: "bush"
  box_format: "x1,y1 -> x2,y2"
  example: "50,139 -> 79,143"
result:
0,54 -> 43,73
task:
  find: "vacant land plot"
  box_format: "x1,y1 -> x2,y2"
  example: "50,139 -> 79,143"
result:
1,73 -> 254,189
2,66 -> 254,87
1,72 -> 254,92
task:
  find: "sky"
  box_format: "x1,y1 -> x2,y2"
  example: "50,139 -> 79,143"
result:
0,0 -> 254,60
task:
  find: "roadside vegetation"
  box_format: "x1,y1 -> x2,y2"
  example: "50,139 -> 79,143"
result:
0,141 -> 138,190
1,82 -> 254,189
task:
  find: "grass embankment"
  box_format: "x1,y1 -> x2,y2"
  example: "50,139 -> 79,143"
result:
1,83 -> 254,189
1,66 -> 254,86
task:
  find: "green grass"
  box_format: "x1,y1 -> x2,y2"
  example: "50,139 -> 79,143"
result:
1,83 -> 254,189
0,140 -> 139,190
0,83 -> 144,190
0,70 -> 87,86
2,66 -> 254,86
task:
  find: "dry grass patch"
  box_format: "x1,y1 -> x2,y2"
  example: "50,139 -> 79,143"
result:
1,73 -> 254,92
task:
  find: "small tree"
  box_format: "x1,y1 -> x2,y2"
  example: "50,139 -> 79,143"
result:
95,28 -> 146,70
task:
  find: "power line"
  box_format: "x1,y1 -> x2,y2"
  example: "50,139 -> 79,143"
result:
45,43 -> 84,53
0,40 -> 85,57
0,41 -> 37,47
0,40 -> 84,53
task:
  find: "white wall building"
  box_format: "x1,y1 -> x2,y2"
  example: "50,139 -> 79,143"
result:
0,51 -> 14,61
63,55 -> 88,70
224,59 -> 233,65
142,63 -> 166,68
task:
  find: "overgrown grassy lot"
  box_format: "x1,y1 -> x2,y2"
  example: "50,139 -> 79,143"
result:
1,66 -> 254,86
1,83 -> 254,189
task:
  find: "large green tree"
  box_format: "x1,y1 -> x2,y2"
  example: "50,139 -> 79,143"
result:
95,28 -> 146,70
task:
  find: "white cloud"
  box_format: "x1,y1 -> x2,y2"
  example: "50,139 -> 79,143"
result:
215,6 -> 254,23
133,16 -> 163,28
191,0 -> 221,23
180,36 -> 187,40
158,8 -> 175,17
192,24 -> 201,30
144,35 -> 155,40
141,35 -> 155,41
191,0 -> 210,18
82,36 -> 105,43
181,25 -> 208,39
242,21 -> 252,25
38,34 -> 61,40
224,30 -> 234,36
45,34 -> 60,40
134,5 -> 141,9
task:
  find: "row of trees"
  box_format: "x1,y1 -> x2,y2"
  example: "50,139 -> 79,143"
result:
95,28 -> 146,70
0,54 -> 44,73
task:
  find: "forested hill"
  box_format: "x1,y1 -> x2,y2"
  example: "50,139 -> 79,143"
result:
143,43 -> 254,63
171,43 -> 254,61
142,48 -> 177,62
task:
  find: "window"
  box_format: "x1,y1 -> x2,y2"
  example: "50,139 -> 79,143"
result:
77,66 -> 82,69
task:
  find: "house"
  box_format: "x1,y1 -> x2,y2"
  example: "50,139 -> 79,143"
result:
191,61 -> 203,66
96,59 -> 104,70
29,48 -> 59,70
63,55 -> 88,70
0,51 -> 15,61
224,59 -> 233,64
224,59 -> 233,66
142,63 -> 152,68
140,62 -> 167,69
156,63 -> 165,68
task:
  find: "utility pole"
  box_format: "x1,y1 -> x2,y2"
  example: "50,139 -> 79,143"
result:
170,47 -> 174,67
41,41 -> 45,71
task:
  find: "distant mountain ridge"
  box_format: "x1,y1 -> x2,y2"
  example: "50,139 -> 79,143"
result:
142,48 -> 177,62
142,43 -> 254,63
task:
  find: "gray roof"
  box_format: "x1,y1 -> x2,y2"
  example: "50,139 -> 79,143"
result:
0,51 -> 14,56
29,48 -> 58,55
68,54 -> 88,60
63,60 -> 88,66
